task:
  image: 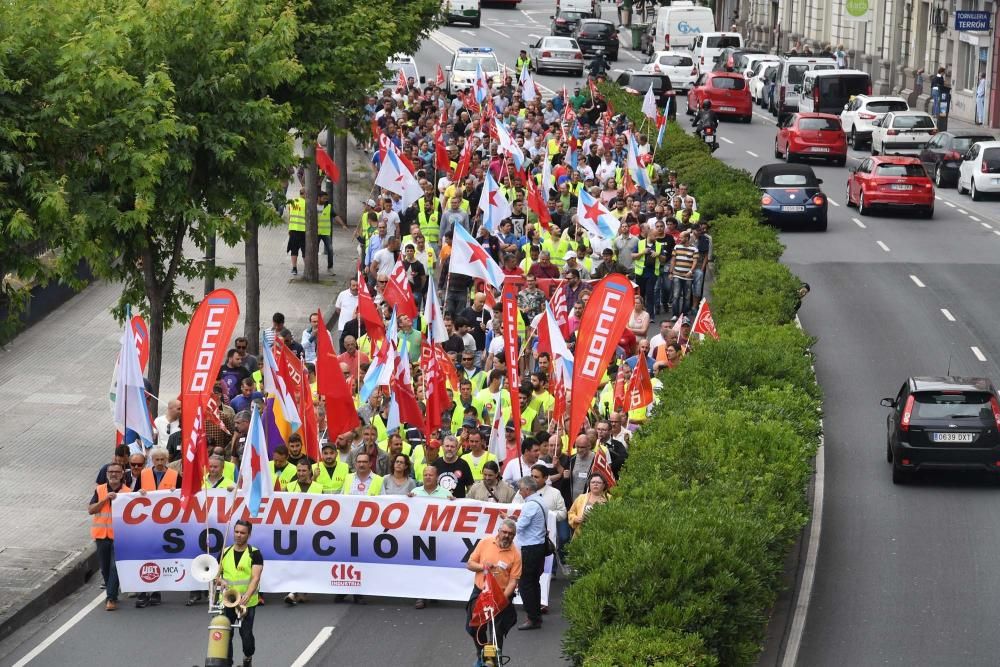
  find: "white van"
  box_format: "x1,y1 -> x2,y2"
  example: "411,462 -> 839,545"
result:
557,0 -> 600,17
770,56 -> 836,118
689,31 -> 742,71
383,54 -> 424,90
652,3 -> 715,52
443,0 -> 481,28
798,69 -> 872,115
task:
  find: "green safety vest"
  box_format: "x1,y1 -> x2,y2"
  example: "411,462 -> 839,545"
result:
516,56 -> 531,74
312,461 -> 349,493
544,236 -> 570,268
285,480 -> 323,493
318,206 -> 332,236
634,239 -> 663,276
220,546 -> 260,608
461,451 -> 498,481
269,462 -> 297,490
288,198 -> 306,232
418,202 -> 440,244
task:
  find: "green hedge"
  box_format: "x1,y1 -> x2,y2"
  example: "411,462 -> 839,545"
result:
560,85 -> 821,666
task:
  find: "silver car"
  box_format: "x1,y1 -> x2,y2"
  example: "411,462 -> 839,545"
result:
530,36 -> 584,77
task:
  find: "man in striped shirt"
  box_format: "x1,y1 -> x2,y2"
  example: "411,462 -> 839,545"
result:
669,231 -> 699,319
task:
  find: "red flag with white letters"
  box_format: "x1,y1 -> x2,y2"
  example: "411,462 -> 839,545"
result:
382,260 -> 419,319
691,299 -> 720,340
591,446 -> 617,488
626,354 -> 654,412
436,64 -> 446,87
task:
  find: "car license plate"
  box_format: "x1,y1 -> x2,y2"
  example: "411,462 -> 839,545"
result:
993,178 -> 1000,185
811,147 -> 830,152
891,184 -> 913,190
593,46 -> 604,52
781,205 -> 805,211
931,432 -> 975,443
720,106 -> 736,112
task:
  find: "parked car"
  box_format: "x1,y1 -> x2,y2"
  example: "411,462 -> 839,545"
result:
688,32 -> 742,72
846,155 -> 934,217
749,61 -> 778,107
753,163 -> 828,231
881,376 -> 1000,484
870,111 -> 937,155
769,56 -> 836,117
687,71 -> 752,123
919,130 -> 996,187
798,69 -> 871,115
737,53 -> 781,79
711,47 -> 764,73
840,94 -> 909,149
615,71 -> 675,109
957,140 -> 1000,201
774,113 -> 847,166
550,9 -> 592,36
529,36 -> 584,76
573,18 -> 619,60
642,50 -> 696,91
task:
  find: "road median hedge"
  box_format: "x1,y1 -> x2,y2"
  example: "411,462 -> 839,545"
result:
561,85 -> 822,666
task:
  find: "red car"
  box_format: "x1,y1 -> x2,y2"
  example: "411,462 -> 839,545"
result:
774,113 -> 847,166
686,71 -> 752,123
846,156 -> 935,218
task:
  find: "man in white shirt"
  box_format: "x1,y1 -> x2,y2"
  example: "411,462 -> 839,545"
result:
502,439 -> 542,485
154,399 -> 181,449
333,278 -> 359,335
648,319 -> 673,350
378,196 -> 400,237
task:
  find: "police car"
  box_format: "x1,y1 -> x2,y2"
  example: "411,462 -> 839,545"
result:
445,47 -> 502,96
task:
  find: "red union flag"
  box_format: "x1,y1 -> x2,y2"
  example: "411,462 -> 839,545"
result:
569,274 -> 634,440
180,289 -> 240,507
502,284 -> 523,451
626,354 -> 654,412
382,260 -> 418,319
691,299 -> 720,340
591,446 -> 617,488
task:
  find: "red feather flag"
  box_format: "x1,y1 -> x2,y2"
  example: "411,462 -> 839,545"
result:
453,138 -> 473,183
691,299 -> 720,340
469,569 -> 509,627
434,131 -> 451,174
525,177 -> 551,230
391,356 -> 425,433
436,64 -> 446,87
357,278 -> 386,343
382,260 -> 419,319
626,354 -> 654,412
315,308 -> 360,440
316,144 -> 341,183
591,447 -> 617,488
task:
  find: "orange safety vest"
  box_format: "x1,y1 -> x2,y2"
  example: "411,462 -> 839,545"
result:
91,484 -> 119,539
140,467 -> 178,491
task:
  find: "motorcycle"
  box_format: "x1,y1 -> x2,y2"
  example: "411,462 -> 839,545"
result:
699,125 -> 719,153
692,111 -> 719,153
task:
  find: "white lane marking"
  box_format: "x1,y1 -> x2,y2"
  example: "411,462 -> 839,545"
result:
944,200 -> 956,208
521,9 -> 538,23
623,50 -> 642,61
970,215 -> 981,221
290,626 -> 336,667
876,240 -> 890,252
11,593 -> 105,667
828,197 -> 840,207
485,26 -> 510,39
746,150 -> 759,157
957,208 -> 968,215
994,230 -> 1000,237
910,274 -> 925,287
853,217 -> 866,229
941,308 -> 956,322
720,136 -> 734,144
461,29 -> 476,36
982,222 -> 994,229
972,346 -> 988,362
753,112 -> 776,124
781,314 -> 824,667
935,195 -> 942,200
528,33 -> 542,39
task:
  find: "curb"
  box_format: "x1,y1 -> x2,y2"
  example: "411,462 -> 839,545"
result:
0,544 -> 99,642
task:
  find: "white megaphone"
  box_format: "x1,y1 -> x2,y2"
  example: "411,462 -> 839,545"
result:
192,554 -> 220,583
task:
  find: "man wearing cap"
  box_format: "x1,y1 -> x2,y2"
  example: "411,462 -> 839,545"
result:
592,247 -> 626,279
313,443 -> 349,493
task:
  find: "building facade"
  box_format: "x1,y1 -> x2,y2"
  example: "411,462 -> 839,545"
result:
737,0 -> 999,127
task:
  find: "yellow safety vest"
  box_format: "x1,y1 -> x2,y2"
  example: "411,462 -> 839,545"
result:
516,56 -> 531,74
285,480 -> 323,493
288,198 -> 306,232
634,239 -> 663,276
269,462 -> 297,490
461,451 -> 498,481
312,461 -> 349,493
220,546 -> 260,608
544,236 -> 570,268
318,205 -> 332,236
340,472 -> 384,495
418,199 -> 440,244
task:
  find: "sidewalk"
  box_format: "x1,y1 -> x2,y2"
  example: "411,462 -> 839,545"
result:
0,140 -> 372,639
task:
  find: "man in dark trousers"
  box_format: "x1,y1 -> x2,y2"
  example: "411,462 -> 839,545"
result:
217,520 -> 263,667
514,475 -> 548,630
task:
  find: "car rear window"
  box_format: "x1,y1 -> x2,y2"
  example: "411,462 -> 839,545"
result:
787,64 -> 809,84
983,148 -> 1000,173
772,174 -> 809,186
865,100 -> 908,114
892,115 -> 935,129
953,136 -> 994,151
798,118 -> 841,131
912,392 -> 994,419
819,75 -> 870,98
582,22 -> 612,35
659,54 -> 693,67
547,38 -> 577,48
875,163 -> 927,177
628,75 -> 662,91
706,35 -> 740,48
711,76 -> 745,90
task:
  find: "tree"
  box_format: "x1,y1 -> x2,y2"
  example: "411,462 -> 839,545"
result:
45,0 -> 299,402
278,0 -> 441,282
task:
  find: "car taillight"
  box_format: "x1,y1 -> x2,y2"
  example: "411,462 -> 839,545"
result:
624,87 -> 638,94
887,129 -> 898,135
761,194 -> 774,205
991,397 -> 1000,430
901,395 -> 915,432
866,82 -> 873,95
984,160 -> 990,173
813,87 -> 820,103
542,51 -> 552,57
704,126 -> 714,135
779,85 -> 786,103
700,55 -> 705,65
574,53 -> 583,59
812,195 -> 825,205
690,66 -> 698,76
610,33 -> 618,40
928,129 -> 937,135
944,150 -> 962,161
665,34 -> 670,47
858,112 -> 876,120
556,18 -> 566,23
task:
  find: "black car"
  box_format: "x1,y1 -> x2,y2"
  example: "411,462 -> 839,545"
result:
614,71 -> 675,113
550,9 -> 593,36
753,163 -> 827,231
712,47 -> 764,72
573,19 -> 619,61
882,376 -> 1000,484
918,130 -> 996,188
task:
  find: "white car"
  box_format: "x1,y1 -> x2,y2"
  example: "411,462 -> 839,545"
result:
957,140 -> 1000,200
739,53 -> 780,80
840,95 -> 909,149
445,46 -> 501,96
530,36 -> 584,76
870,111 -> 937,156
749,61 -> 777,107
642,50 -> 696,91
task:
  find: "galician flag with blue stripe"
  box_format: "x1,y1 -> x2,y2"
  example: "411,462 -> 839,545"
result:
577,189 -> 620,240
627,132 -> 652,192
238,404 -> 272,518
112,306 -> 154,455
360,309 -> 397,402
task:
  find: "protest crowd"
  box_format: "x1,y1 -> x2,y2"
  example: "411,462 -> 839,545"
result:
91,62 -> 721,665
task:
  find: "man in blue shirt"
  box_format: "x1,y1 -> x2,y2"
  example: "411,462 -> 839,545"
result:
514,476 -> 547,630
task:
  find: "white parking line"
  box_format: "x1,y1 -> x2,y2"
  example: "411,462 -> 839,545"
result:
993,230 -> 1000,237
753,112 -> 776,125
485,26 -> 510,39
853,217 -> 866,229
521,9 -> 538,23
720,136 -> 733,144
828,197 -> 840,207
972,346 -> 988,362
941,308 -> 956,322
935,195 -> 942,200
290,626 -> 336,667
623,51 -> 642,61
746,150 -> 758,157
957,208 -> 968,215
876,240 -> 890,252
11,593 -> 105,667
944,200 -> 956,208
982,222 -> 994,229
910,274 -> 925,287
970,215 -> 981,221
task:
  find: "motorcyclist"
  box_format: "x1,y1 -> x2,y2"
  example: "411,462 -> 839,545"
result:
693,99 -> 718,136
586,52 -> 610,79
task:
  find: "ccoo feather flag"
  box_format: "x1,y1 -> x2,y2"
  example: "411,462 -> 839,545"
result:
626,353 -> 654,412
238,404 -> 273,518
316,144 -> 341,183
691,298 -> 720,340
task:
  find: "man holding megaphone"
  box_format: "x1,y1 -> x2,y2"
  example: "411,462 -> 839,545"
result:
215,520 -> 263,667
